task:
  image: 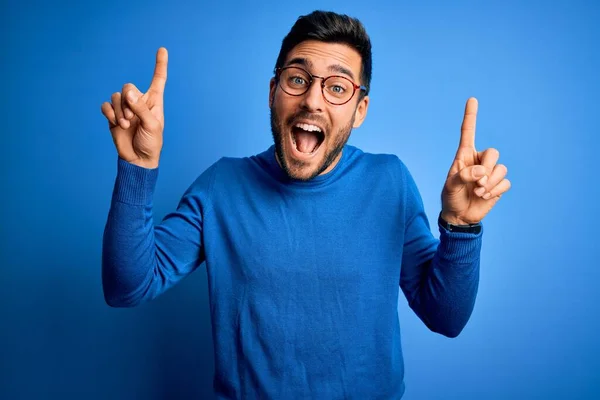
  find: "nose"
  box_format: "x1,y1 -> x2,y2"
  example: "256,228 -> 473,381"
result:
300,79 -> 325,112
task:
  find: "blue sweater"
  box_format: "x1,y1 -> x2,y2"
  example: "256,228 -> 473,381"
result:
102,144 -> 482,399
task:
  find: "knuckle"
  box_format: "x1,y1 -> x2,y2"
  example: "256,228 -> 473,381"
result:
491,179 -> 511,196
149,119 -> 161,132
463,169 -> 475,182
496,164 -> 507,175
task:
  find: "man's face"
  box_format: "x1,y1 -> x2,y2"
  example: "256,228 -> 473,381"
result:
269,40 -> 369,181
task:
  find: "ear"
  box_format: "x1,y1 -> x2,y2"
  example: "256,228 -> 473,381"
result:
352,95 -> 369,128
269,77 -> 276,107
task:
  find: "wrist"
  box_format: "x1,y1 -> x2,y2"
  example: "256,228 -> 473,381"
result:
438,212 -> 482,234
132,161 -> 159,170
440,212 -> 472,226
124,157 -> 159,170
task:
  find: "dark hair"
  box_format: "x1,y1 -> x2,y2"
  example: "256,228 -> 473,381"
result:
274,10 -> 372,97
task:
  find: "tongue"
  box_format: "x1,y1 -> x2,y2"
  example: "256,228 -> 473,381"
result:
295,130 -> 319,153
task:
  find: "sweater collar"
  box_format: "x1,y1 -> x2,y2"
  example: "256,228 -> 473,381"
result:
257,144 -> 355,188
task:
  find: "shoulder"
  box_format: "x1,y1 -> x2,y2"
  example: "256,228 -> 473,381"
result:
176,156 -> 243,209
190,152 -> 255,179
208,152 -> 266,182
345,145 -> 424,205
346,144 -> 410,181
187,149 -> 272,192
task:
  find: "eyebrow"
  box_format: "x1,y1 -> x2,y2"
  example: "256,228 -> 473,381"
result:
286,57 -> 357,82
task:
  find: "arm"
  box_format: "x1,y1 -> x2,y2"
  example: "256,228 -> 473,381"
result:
100,48 -> 215,307
101,158 -> 214,307
399,97 -> 510,337
399,162 -> 482,338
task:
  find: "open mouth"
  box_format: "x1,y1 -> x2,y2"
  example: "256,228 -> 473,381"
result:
291,123 -> 325,155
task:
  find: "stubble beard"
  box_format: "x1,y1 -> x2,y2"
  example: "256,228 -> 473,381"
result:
270,104 -> 355,182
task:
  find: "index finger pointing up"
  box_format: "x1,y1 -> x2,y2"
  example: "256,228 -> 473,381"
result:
459,97 -> 478,149
149,47 -> 168,95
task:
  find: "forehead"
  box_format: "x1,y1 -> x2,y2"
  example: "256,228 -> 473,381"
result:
284,40 -> 362,80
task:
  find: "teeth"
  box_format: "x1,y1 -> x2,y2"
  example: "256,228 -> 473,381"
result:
295,123 -> 322,133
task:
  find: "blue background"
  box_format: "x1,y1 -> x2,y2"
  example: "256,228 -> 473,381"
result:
2,0 -> 598,399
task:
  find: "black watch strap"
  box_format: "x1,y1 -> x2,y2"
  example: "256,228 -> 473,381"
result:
438,213 -> 482,234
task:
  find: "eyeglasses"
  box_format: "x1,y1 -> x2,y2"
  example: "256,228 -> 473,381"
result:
275,66 -> 367,106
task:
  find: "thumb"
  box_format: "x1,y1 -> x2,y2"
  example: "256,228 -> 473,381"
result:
447,164 -> 487,189
124,88 -> 159,130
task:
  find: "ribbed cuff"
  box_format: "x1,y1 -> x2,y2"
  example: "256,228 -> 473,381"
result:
112,157 -> 159,206
437,223 -> 483,264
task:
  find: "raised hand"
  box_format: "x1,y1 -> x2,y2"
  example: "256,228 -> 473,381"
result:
101,47 -> 168,169
441,98 -> 511,225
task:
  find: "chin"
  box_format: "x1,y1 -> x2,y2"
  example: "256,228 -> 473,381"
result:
277,133 -> 349,182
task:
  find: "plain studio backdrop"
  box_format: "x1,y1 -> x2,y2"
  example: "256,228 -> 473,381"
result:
1,0 -> 598,399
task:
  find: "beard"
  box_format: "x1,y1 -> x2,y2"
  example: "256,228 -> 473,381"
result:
270,103 -> 355,181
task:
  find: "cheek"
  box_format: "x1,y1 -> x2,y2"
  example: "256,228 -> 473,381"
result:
330,111 -> 353,132
273,98 -> 300,125
272,94 -> 288,116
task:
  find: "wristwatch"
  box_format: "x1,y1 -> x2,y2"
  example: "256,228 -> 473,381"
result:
438,213 -> 482,234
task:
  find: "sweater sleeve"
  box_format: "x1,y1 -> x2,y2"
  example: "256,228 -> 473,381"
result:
101,157 -> 215,307
398,161 -> 482,338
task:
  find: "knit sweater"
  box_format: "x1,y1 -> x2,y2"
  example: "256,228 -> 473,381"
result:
102,144 -> 482,399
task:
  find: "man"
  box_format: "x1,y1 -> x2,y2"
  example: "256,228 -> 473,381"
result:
100,10 -> 510,399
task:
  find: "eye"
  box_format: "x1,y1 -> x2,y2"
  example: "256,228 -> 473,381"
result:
325,79 -> 349,97
289,75 -> 307,86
